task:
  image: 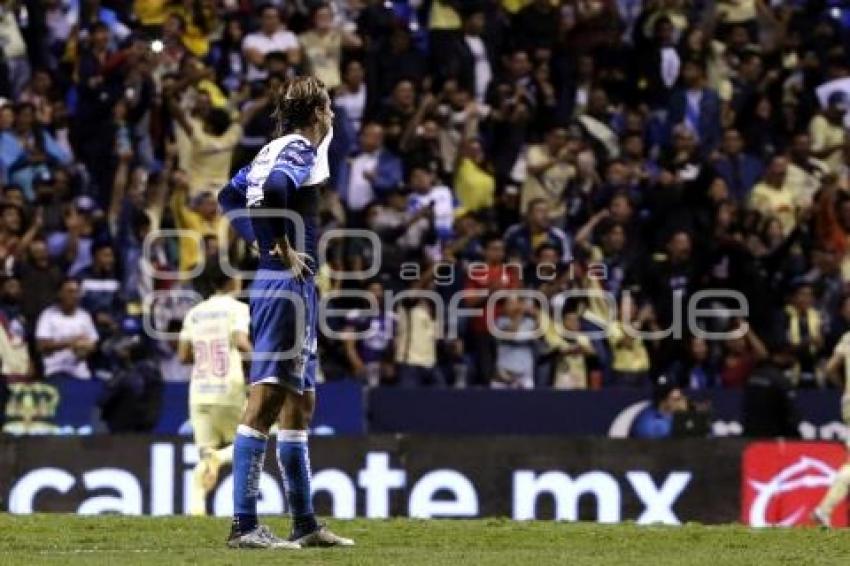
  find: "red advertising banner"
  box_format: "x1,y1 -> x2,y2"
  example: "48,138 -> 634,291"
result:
742,442 -> 847,527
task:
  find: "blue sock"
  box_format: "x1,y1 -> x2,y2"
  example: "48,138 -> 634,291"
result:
277,430 -> 318,537
232,425 -> 268,533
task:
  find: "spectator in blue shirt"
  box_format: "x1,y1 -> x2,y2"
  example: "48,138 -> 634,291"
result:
712,128 -> 763,202
632,380 -> 689,439
504,198 -> 571,263
342,280 -> 395,387
667,59 -> 722,157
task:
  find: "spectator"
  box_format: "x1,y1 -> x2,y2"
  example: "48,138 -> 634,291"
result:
550,309 -> 595,390
0,200 -> 39,272
0,0 -> 29,96
35,278 -> 98,381
242,5 -> 299,81
0,102 -> 70,197
19,70 -> 53,126
337,122 -> 402,220
635,15 -> 680,109
454,108 -> 494,214
607,296 -> 653,387
0,275 -> 30,382
334,60 -> 367,133
342,280 -> 394,387
380,79 -> 418,151
505,198 -> 571,263
17,238 -> 63,327
783,282 -> 823,388
712,128 -> 763,202
464,234 -> 521,385
47,196 -> 107,277
720,320 -> 768,388
208,16 -> 247,94
459,10 -> 493,105
493,294 -> 537,389
666,336 -> 718,390
394,296 -> 441,388
375,28 -> 426,104
406,164 -> 455,242
749,154 -> 797,236
631,379 -> 689,439
667,58 -> 722,156
810,91 -> 848,173
518,125 -> 575,222
168,89 -> 244,196
79,241 -> 123,335
786,132 -> 830,209
298,3 -> 362,91
169,169 -> 227,274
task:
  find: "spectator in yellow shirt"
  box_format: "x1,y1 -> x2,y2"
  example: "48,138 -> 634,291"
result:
168,0 -> 215,57
299,4 -> 362,90
168,169 -> 228,275
455,139 -> 495,213
551,310 -> 595,389
519,126 -> 576,223
749,154 -> 797,236
607,297 -> 653,387
810,91 -> 848,173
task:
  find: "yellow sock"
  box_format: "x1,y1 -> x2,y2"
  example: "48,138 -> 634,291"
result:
818,463 -> 850,516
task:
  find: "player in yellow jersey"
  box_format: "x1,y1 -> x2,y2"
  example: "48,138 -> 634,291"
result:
813,331 -> 850,527
179,264 -> 251,516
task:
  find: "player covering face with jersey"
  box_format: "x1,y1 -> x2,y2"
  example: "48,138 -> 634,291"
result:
218,76 -> 352,549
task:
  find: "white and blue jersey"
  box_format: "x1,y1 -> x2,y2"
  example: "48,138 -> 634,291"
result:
218,133 -> 324,392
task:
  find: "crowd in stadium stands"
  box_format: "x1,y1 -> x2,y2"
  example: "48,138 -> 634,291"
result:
3,0 -> 850,430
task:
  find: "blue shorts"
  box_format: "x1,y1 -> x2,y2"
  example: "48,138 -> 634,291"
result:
248,269 -> 318,393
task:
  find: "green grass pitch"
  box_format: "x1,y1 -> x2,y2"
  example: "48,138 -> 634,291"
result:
2,515 -> 850,565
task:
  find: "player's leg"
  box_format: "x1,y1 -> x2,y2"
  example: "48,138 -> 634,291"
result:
814,456 -> 850,527
230,273 -> 303,548
814,396 -> 850,527
189,404 -> 218,516
229,383 -> 289,547
197,404 -> 241,492
277,389 -> 318,536
276,356 -> 354,547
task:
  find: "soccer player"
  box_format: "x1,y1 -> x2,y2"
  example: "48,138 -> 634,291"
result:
813,332 -> 850,527
178,264 -> 251,516
218,76 -> 353,549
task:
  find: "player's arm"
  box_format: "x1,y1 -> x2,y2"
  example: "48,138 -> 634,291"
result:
218,167 -> 256,244
262,139 -> 319,275
233,330 -> 252,355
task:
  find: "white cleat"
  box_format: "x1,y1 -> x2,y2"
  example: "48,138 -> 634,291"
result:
227,525 -> 301,549
293,524 -> 355,547
811,508 -> 832,529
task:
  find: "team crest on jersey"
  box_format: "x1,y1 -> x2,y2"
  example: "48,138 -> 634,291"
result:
278,140 -> 311,167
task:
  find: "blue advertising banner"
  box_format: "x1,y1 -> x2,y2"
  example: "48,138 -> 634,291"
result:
10,378 -> 844,440
367,388 -> 845,440
35,379 -> 365,435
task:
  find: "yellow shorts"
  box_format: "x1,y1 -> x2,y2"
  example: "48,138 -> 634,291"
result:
190,403 -> 242,450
